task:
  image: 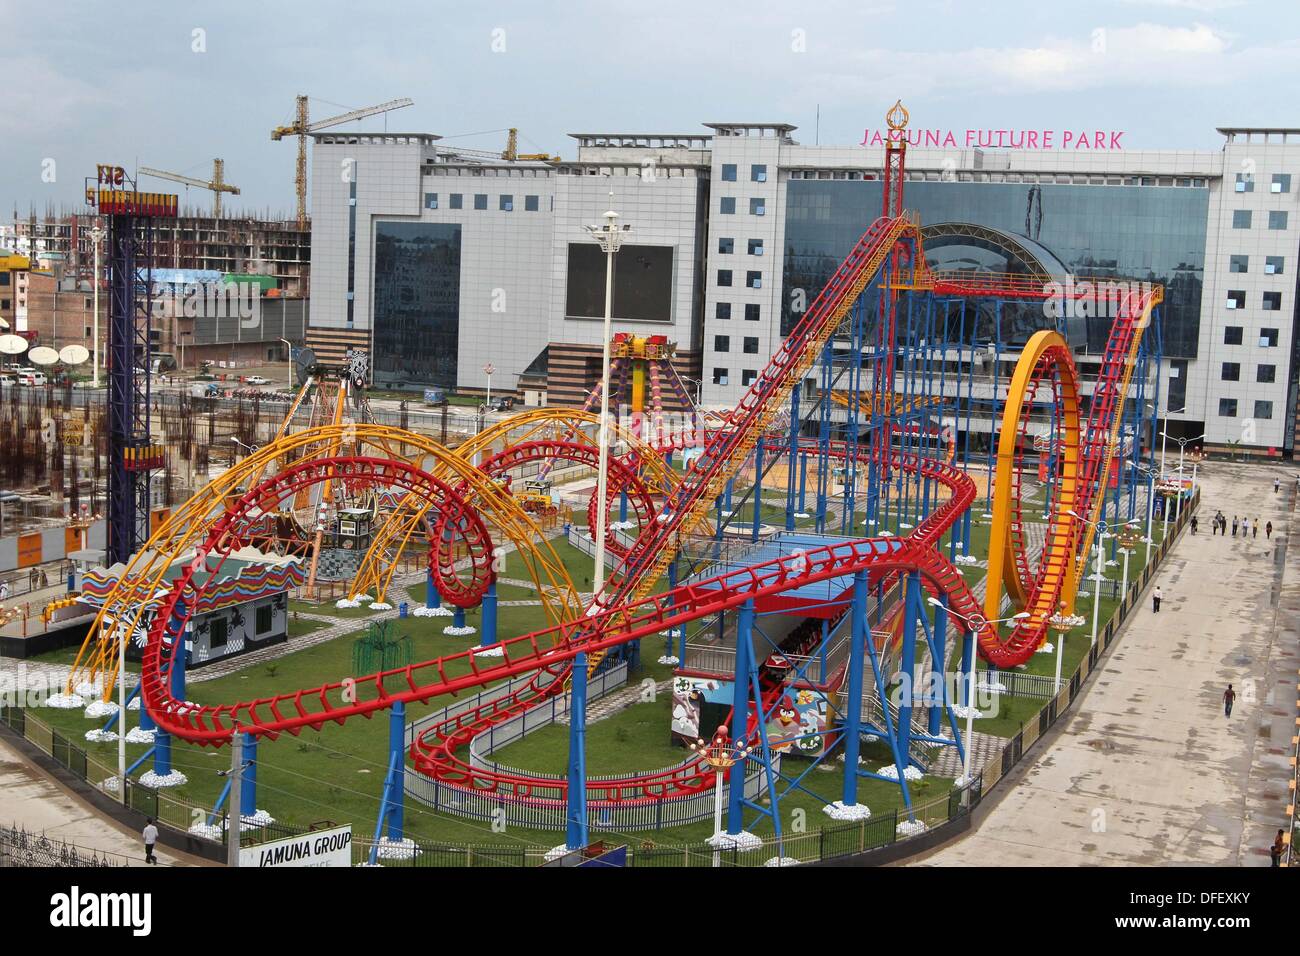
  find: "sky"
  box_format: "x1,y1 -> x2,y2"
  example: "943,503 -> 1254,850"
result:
3,0 -> 1299,219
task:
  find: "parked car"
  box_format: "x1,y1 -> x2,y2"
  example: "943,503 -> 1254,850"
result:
0,373 -> 15,387
246,375 -> 270,386
16,368 -> 46,386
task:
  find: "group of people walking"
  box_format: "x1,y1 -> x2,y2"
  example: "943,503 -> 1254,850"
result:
1208,510 -> 1272,540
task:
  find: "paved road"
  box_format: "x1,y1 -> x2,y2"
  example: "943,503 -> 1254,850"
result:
0,735 -> 203,866
913,461 -> 1298,866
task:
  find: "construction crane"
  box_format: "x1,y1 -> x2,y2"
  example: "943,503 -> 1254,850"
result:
503,128 -> 560,162
138,160 -> 240,217
272,95 -> 414,228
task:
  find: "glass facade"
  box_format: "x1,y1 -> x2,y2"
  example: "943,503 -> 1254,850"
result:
782,180 -> 1207,357
372,221 -> 462,387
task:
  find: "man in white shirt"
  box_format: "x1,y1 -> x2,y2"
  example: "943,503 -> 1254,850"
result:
143,818 -> 158,865
1152,585 -> 1163,613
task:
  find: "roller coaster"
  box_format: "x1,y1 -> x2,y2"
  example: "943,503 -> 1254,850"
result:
63,104 -> 1166,849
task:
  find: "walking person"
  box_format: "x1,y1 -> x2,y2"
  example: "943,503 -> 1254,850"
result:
1270,829 -> 1286,867
1275,477 -> 1281,494
1190,514 -> 1198,534
1152,584 -> 1162,613
143,818 -> 158,865
1266,520 -> 1273,540
1232,516 -> 1239,537
0,579 -> 8,603
1223,684 -> 1236,718
1252,518 -> 1258,538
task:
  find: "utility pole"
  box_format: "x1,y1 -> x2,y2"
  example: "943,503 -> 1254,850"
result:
220,728 -> 251,868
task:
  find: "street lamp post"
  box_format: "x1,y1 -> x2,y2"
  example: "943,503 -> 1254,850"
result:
1115,523 -> 1143,608
1046,602 -> 1086,693
688,725 -> 752,866
483,363 -> 495,410
1159,430 -> 1204,481
583,195 -> 630,603
90,224 -> 103,389
927,600 -> 1029,788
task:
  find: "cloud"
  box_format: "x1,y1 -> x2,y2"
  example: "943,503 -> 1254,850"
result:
1116,0 -> 1244,11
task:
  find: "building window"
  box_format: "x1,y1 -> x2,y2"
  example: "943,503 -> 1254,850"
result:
743,336 -> 759,354
1221,362 -> 1240,382
1255,400 -> 1273,420
714,334 -> 730,352
751,164 -> 767,183
721,164 -> 737,182
1263,291 -> 1282,310
1232,210 -> 1252,229
747,239 -> 764,256
1234,172 -> 1254,193
744,303 -> 760,321
499,195 -> 513,211
717,270 -> 733,287
1257,364 -> 1276,383
1260,328 -> 1279,347
1223,326 -> 1243,345
742,369 -> 757,386
1272,173 -> 1291,193
718,237 -> 734,254
749,198 -> 766,216
720,197 -> 736,214
473,194 -> 488,210
1218,398 -> 1238,417
525,195 -> 539,211
209,616 -> 228,650
1268,210 -> 1289,230
716,302 -> 731,320
1226,290 -> 1245,309
256,604 -> 273,635
450,193 -> 463,209
746,271 -> 762,289
712,367 -> 729,385
424,192 -> 438,209
1229,254 -> 1249,273
1265,255 -> 1285,274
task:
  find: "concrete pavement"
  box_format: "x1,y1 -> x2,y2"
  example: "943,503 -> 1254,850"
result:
913,461 -> 1299,866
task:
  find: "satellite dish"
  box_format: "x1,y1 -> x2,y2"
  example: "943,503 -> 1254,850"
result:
28,346 -> 59,366
293,346 -> 318,387
59,344 -> 90,366
0,335 -> 28,356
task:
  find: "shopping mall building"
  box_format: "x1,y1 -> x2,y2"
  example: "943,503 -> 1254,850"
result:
307,122 -> 1300,455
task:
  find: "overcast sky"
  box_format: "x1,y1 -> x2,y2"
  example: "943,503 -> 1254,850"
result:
3,0 -> 1298,219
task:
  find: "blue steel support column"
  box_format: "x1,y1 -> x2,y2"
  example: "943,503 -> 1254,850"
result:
452,606 -> 466,629
750,440 -> 764,543
898,570 -> 921,764
785,384 -> 801,531
565,652 -> 589,850
425,568 -> 439,609
724,478 -> 734,514
798,452 -> 808,514
387,700 -> 406,840
479,581 -> 498,647
240,732 -> 257,813
927,596 -> 948,736
619,488 -> 628,523
841,571 -> 869,807
815,339 -> 833,532
726,599 -> 755,835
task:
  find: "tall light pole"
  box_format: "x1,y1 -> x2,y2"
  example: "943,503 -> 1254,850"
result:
1068,510 -> 1109,648
279,338 -> 293,391
117,619 -> 127,806
928,600 -> 1028,788
90,224 -> 103,389
1046,602 -> 1085,693
1159,430 -> 1203,480
688,725 -> 752,866
483,362 -> 495,409
583,194 -> 630,603
1115,523 -> 1142,604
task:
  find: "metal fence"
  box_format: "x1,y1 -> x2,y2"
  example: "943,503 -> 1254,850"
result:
0,823 -> 125,867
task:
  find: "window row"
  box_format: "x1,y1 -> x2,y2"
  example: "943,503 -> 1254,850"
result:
1228,254 -> 1285,274
717,270 -> 763,288
1219,362 -> 1277,383
715,302 -> 762,321
1218,398 -> 1274,419
712,367 -> 759,386
717,237 -> 765,255
1222,325 -> 1280,347
720,164 -> 768,183
1225,290 -> 1285,310
712,335 -> 761,354
424,192 -> 542,211
1234,172 -> 1292,194
719,197 -> 766,215
1231,209 -> 1289,230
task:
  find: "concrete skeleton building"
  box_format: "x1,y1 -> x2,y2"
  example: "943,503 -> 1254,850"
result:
302,124 -> 1297,455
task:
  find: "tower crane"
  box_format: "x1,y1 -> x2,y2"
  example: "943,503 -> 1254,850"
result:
271,95 -> 414,228
138,160 -> 240,217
